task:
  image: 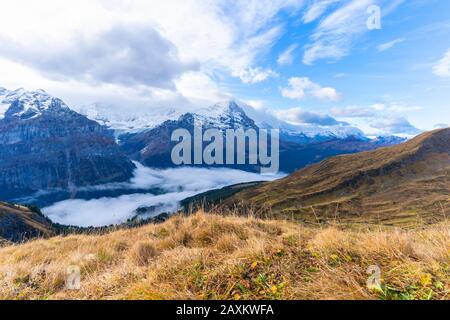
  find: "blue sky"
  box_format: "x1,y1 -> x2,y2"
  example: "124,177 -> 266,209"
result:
221,0 -> 450,135
0,0 -> 448,136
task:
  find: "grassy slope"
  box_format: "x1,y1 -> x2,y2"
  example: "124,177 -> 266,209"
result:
0,202 -> 55,243
0,212 -> 448,300
221,129 -> 450,227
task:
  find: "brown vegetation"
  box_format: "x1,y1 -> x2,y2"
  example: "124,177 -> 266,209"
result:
220,128 -> 450,227
0,212 -> 448,300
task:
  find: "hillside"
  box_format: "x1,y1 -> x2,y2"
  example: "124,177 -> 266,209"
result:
219,128 -> 450,227
0,202 -> 55,243
0,212 -> 448,300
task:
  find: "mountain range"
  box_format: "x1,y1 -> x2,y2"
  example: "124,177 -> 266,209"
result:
0,88 -> 135,201
118,101 -> 404,173
0,87 -> 405,205
2,128 -> 448,243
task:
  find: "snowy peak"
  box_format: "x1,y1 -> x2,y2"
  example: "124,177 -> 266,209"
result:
0,87 -> 69,120
187,100 -> 257,130
194,100 -> 244,117
193,100 -> 364,139
73,98 -> 364,140
76,103 -> 184,133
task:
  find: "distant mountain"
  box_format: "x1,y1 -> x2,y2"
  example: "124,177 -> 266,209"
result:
119,100 -> 404,173
219,128 -> 450,227
79,100 -> 366,139
0,88 -> 135,201
0,89 -> 407,204
75,102 -> 185,135
0,202 -> 55,243
119,101 -> 262,171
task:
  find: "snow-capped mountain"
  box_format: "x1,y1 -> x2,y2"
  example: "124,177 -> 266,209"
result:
0,87 -> 405,197
76,99 -> 365,141
76,101 -> 257,133
0,88 -> 70,120
0,87 -> 135,202
75,103 -> 184,134
117,100 -> 398,173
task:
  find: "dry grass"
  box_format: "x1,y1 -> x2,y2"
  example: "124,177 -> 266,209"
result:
0,211 -> 448,300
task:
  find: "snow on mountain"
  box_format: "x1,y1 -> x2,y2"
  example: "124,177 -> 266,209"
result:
0,87 -> 364,139
77,99 -> 364,139
188,101 -> 257,130
75,103 -> 185,134
0,87 -> 136,202
0,87 -> 70,120
191,100 -> 364,139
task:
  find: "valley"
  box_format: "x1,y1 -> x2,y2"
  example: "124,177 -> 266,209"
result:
0,87 -> 403,228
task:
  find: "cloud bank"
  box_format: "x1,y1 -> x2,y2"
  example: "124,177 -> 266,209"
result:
0,0 -> 305,108
43,163 -> 284,227
0,24 -> 197,89
275,107 -> 344,126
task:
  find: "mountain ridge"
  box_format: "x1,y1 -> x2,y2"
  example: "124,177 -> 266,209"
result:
218,128 -> 450,227
0,87 -> 135,202
0,202 -> 55,243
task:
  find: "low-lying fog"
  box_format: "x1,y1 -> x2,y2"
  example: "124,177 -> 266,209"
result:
42,163 -> 284,227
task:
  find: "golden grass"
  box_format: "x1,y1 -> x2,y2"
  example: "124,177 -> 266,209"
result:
0,211 -> 448,300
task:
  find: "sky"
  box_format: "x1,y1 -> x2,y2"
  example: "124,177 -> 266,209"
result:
0,0 -> 449,136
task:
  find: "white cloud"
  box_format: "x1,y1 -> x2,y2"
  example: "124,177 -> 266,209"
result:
303,0 -> 372,65
331,97 -> 424,137
175,72 -> 231,106
332,100 -> 422,119
377,38 -> 405,52
232,67 -> 278,84
277,44 -> 298,66
241,99 -> 267,110
0,23 -> 197,89
43,192 -> 191,228
274,107 -> 342,125
331,105 -> 377,118
43,163 -> 284,227
371,117 -> 420,135
433,49 -> 450,78
302,0 -> 340,23
303,0 -> 405,65
0,0 -> 305,107
281,77 -> 341,101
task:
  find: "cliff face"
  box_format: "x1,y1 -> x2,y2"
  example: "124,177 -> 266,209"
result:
119,102 -> 261,170
0,89 -> 135,200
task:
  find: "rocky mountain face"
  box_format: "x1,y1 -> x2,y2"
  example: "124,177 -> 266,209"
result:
0,88 -> 407,204
119,100 -> 403,173
0,88 -> 135,201
119,101 -> 263,171
219,128 -> 450,227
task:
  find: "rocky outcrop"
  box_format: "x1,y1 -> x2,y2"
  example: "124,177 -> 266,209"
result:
0,88 -> 135,200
